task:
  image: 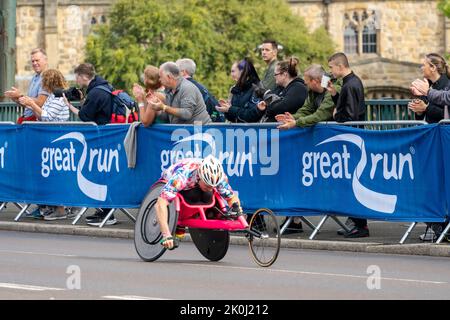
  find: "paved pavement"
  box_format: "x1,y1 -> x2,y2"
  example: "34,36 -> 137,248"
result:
0,231 -> 449,300
0,204 -> 449,258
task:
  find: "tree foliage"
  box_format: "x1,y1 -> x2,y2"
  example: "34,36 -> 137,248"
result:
439,0 -> 450,17
86,0 -> 335,98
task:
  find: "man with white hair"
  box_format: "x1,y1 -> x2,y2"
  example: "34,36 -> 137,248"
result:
176,58 -> 225,122
147,61 -> 211,125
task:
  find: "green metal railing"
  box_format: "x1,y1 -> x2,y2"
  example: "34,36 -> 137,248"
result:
0,99 -> 411,123
365,99 -> 412,121
0,101 -> 80,122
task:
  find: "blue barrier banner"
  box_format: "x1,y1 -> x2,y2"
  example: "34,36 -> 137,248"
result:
281,124 -> 446,222
0,124 -> 25,202
0,122 -> 447,222
440,124 -> 450,218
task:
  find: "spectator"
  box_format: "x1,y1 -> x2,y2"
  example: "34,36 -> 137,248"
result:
326,52 -> 369,238
19,69 -> 70,122
260,39 -> 279,91
276,64 -> 338,128
409,53 -> 450,124
132,65 -> 166,126
147,62 -> 211,125
67,63 -> 113,125
4,48 -> 49,123
176,58 -> 225,122
274,64 -> 337,234
18,69 -> 71,221
216,58 -> 262,123
256,57 -> 308,122
409,53 -> 450,241
65,63 -> 117,226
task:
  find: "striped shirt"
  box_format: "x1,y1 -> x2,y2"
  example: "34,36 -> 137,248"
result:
40,94 -> 70,122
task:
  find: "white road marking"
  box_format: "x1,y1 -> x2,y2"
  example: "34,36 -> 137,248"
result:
0,283 -> 65,291
0,249 -> 77,257
103,295 -> 168,300
179,263 -> 447,285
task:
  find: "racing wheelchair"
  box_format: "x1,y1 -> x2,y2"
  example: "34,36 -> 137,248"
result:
134,181 -> 281,267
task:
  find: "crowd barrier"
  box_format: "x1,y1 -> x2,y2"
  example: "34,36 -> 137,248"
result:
1,99 -> 410,123
0,120 -> 448,243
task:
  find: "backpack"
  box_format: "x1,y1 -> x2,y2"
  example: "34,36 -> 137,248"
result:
187,78 -> 225,122
96,85 -> 139,123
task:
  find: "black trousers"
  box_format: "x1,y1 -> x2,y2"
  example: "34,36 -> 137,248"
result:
349,217 -> 367,228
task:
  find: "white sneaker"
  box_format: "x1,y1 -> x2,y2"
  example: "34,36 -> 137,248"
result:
419,229 -> 436,241
44,210 -> 68,221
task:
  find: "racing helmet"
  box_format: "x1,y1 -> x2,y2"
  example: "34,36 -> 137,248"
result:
198,155 -> 225,187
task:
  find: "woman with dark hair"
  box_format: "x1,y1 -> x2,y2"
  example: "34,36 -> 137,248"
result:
257,57 -> 308,122
216,58 -> 262,123
409,53 -> 450,123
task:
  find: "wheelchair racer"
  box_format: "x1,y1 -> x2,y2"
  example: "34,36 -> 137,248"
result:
155,155 -> 243,250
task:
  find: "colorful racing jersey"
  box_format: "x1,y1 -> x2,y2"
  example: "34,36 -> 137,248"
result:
160,158 -> 234,202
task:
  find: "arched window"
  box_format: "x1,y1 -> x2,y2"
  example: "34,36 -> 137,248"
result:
343,10 -> 379,55
344,25 -> 358,54
362,24 -> 377,53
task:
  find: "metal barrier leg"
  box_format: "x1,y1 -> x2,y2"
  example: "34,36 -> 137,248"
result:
14,204 -> 31,221
99,208 -> 116,228
72,207 -> 88,225
280,217 -> 292,235
299,217 -> 317,231
436,223 -> 450,244
13,202 -> 31,215
120,208 -> 136,223
0,202 -> 6,212
399,222 -> 417,244
309,215 -> 329,240
330,215 -> 352,233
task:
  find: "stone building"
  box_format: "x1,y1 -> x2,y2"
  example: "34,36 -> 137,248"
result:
10,0 -> 450,98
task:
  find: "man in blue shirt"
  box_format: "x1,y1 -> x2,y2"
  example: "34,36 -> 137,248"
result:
4,48 -> 49,123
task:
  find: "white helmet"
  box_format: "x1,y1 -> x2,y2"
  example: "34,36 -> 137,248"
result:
198,155 -> 225,187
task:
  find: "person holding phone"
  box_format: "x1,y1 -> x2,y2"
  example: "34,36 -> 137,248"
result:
326,53 -> 369,238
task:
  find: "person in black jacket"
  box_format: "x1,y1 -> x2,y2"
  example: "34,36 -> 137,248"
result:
326,52 -> 369,238
67,63 -> 113,125
409,53 -> 450,124
216,58 -> 262,123
67,63 -> 117,226
409,53 -> 450,242
256,57 -> 308,122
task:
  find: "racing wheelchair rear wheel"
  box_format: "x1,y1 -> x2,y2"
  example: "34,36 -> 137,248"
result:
247,208 -> 281,267
134,182 -> 178,262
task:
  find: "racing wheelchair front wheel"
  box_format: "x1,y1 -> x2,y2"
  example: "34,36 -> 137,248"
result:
134,182 -> 178,262
247,208 -> 281,267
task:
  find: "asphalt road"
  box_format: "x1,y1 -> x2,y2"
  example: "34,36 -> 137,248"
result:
0,230 -> 449,300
